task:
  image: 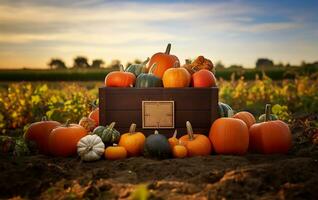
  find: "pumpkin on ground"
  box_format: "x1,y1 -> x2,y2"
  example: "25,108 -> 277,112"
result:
249,104 -> 292,154
118,123 -> 146,156
126,58 -> 150,77
232,111 -> 256,129
135,63 -> 163,88
168,130 -> 179,148
147,43 -> 180,78
24,117 -> 61,155
79,117 -> 96,132
209,117 -> 249,155
179,121 -> 212,156
93,122 -> 120,145
162,64 -> 191,88
259,112 -> 278,122
49,121 -> 87,157
191,69 -> 217,88
89,106 -> 99,126
77,134 -> 105,161
172,142 -> 188,158
105,144 -> 127,160
105,65 -> 136,87
218,102 -> 234,117
144,130 -> 172,159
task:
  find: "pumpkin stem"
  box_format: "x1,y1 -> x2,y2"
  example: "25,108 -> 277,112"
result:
142,57 -> 150,65
108,122 -> 116,129
129,123 -> 136,134
149,63 -> 157,74
265,104 -> 271,122
186,121 -> 194,141
64,119 -> 71,127
41,116 -> 47,121
165,43 -> 171,54
228,110 -> 234,117
154,130 -> 159,135
172,129 -> 177,138
119,64 -> 125,72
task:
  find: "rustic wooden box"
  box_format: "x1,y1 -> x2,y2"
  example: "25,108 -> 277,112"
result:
99,87 -> 219,137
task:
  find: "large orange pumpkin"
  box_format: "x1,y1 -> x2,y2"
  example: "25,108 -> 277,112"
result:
249,104 -> 292,154
232,111 -> 256,129
24,117 -> 61,155
191,69 -> 217,87
162,65 -> 191,88
49,121 -> 87,157
209,118 -> 249,155
148,43 -> 180,78
118,123 -> 146,156
105,65 -> 136,87
179,121 -> 212,156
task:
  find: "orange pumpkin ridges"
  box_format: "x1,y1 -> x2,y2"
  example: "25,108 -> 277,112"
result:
232,111 -> 256,129
105,144 -> 127,160
192,69 -> 217,88
162,64 -> 191,88
105,65 -> 136,87
179,121 -> 212,157
249,104 -> 292,154
49,120 -> 88,157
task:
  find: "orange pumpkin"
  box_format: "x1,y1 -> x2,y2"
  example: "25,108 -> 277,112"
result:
118,123 -> 146,156
179,121 -> 212,156
168,129 -> 179,148
209,118 -> 249,155
105,65 -> 136,87
148,43 -> 180,78
172,142 -> 188,158
89,107 -> 99,126
49,121 -> 87,157
249,104 -> 292,154
232,111 -> 256,129
24,117 -> 61,155
105,144 -> 127,160
162,65 -> 191,88
191,69 -> 217,87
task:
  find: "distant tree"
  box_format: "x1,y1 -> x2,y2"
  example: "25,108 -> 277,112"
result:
228,64 -> 243,70
256,58 -> 274,69
275,62 -> 284,68
48,58 -> 67,69
108,59 -> 121,68
215,61 -> 225,70
73,56 -> 89,68
133,59 -> 142,64
91,59 -> 105,68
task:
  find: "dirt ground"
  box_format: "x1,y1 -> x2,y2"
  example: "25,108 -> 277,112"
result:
1,145 -> 318,200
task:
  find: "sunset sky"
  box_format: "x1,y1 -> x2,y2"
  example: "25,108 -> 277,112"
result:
0,0 -> 317,69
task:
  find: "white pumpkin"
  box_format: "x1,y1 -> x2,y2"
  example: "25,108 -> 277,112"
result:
77,134 -> 105,161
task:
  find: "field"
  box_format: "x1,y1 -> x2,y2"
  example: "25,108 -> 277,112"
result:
0,75 -> 318,199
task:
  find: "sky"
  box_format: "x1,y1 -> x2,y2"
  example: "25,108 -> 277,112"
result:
0,0 -> 317,69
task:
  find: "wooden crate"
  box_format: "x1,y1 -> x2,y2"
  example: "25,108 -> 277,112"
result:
99,87 -> 219,137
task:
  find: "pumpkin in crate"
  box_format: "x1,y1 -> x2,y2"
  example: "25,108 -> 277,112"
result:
168,129 -> 179,148
118,123 -> 146,156
192,69 -> 217,88
126,57 -> 150,77
184,56 -> 214,74
49,121 -> 87,157
249,104 -> 292,154
232,111 -> 256,129
24,117 -> 61,155
105,65 -> 136,87
179,121 -> 212,156
209,118 -> 249,155
147,43 -> 180,78
77,134 -> 105,161
172,141 -> 188,158
144,130 -> 172,159
218,102 -> 234,117
93,122 -> 120,145
162,64 -> 191,88
135,63 -> 163,88
105,144 -> 127,160
79,117 -> 96,132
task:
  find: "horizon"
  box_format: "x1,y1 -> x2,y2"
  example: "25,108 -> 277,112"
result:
0,0 -> 317,69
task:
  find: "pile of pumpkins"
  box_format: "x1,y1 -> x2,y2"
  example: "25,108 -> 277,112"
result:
24,103 -> 292,161
105,43 -> 217,88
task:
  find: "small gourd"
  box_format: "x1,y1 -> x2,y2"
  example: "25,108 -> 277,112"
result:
135,63 -> 163,88
77,135 -> 105,161
79,117 -> 97,132
144,130 -> 172,159
218,102 -> 234,117
93,122 -> 120,145
126,58 -> 150,77
104,144 -> 127,160
168,129 -> 179,148
172,141 -> 188,158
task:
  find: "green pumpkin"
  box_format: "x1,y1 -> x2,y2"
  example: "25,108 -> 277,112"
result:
258,104 -> 278,122
144,130 -> 172,159
126,58 -> 149,77
218,102 -> 234,117
136,63 -> 163,88
93,122 -> 120,145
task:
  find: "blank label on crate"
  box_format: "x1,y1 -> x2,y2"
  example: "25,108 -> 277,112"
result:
142,101 -> 174,129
